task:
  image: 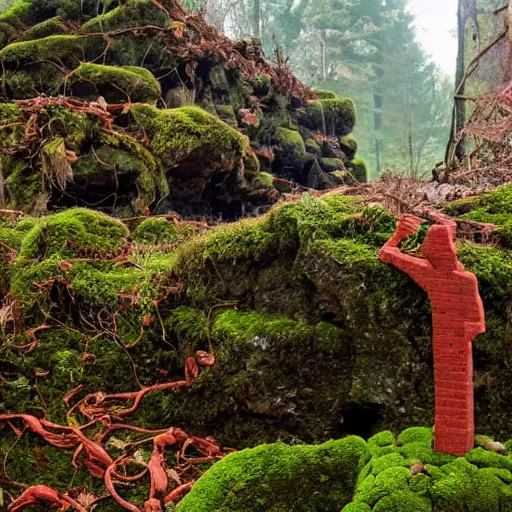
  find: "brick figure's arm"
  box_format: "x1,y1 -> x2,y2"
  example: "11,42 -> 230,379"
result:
379,214 -> 432,289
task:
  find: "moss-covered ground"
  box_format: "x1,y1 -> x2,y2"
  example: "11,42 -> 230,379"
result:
178,426 -> 512,511
1,185 -> 512,507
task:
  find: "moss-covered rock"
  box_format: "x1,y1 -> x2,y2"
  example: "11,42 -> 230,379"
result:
18,207 -> 128,260
313,89 -> 338,99
340,135 -> 358,159
81,0 -> 168,33
177,436 -> 368,512
320,157 -> 344,172
272,127 -> 308,177
20,16 -> 68,41
68,63 -> 161,104
305,138 -> 322,156
349,157 -> 369,182
132,217 -> 179,245
301,98 -> 357,137
0,34 -> 86,67
130,104 -> 248,176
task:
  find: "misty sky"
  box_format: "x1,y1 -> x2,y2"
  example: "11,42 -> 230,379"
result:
409,0 -> 458,77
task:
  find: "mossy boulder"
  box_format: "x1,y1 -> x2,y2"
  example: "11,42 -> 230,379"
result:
17,207 -> 128,260
68,63 -> 162,104
442,184 -> 512,247
81,0 -> 169,33
0,34 -> 86,67
20,16 -> 68,41
132,217 -> 179,245
272,127 -> 308,178
340,135 -> 358,159
130,104 -> 248,177
177,436 -> 368,512
305,138 -> 322,156
306,159 -> 341,189
320,157 -> 344,172
349,157 -> 369,182
301,97 -> 356,137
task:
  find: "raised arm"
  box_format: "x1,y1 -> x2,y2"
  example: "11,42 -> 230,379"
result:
379,214 -> 433,289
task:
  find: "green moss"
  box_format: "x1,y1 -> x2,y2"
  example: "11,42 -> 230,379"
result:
255,171 -> 274,187
0,35 -> 85,68
130,104 -> 248,171
18,208 -> 128,260
0,21 -> 15,47
4,163 -> 44,211
21,16 -> 67,41
466,447 -> 512,471
0,102 -> 22,124
349,157 -> 369,182
72,139 -> 165,212
303,98 -> 356,137
0,0 -> 33,30
4,70 -> 37,98
313,89 -> 338,99
215,104 -> 238,128
340,426 -> 512,512
368,431 -> 396,451
177,436 -> 368,512
340,135 -> 358,159
69,63 -> 161,103
397,426 -> 433,445
312,321 -> 344,352
274,127 -> 307,171
132,217 -> 179,245
82,0 -> 168,32
342,504 -> 372,512
165,306 -> 208,348
373,490 -> 431,511
320,157 -> 344,172
441,186 -> 512,247
305,139 -> 321,156
248,74 -> 272,97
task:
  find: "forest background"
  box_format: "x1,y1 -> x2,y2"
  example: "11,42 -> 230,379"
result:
0,0 -> 455,180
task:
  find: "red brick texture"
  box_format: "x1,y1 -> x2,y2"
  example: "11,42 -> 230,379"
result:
379,214 -> 485,456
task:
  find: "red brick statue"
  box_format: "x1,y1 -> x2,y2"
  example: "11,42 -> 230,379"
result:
379,212 -> 485,456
